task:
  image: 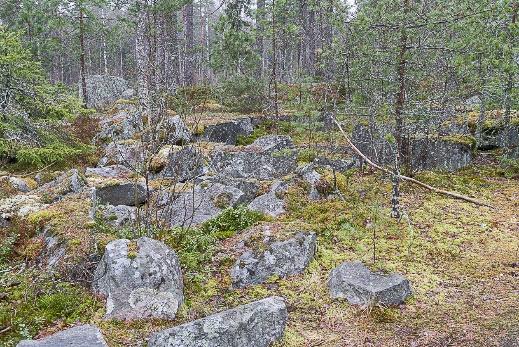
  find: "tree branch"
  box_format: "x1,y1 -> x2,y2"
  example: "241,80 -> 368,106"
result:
332,117 -> 494,209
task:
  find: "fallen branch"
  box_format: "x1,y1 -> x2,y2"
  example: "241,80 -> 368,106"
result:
332,117 -> 494,209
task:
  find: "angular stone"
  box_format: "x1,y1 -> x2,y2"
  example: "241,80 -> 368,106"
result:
97,204 -> 137,228
202,117 -> 253,145
35,169 -> 85,203
161,116 -> 192,145
17,324 -> 108,347
231,232 -> 317,288
93,237 -> 183,320
85,165 -> 133,179
328,261 -> 412,307
93,182 -> 147,206
96,103 -> 143,143
296,164 -> 322,200
98,140 -> 145,170
160,182 -> 248,228
5,176 -> 31,192
160,146 -> 204,182
248,181 -> 287,217
148,296 -> 287,347
0,194 -> 47,225
211,136 -> 296,180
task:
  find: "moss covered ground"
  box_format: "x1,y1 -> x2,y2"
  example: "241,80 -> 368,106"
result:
2,160 -> 516,346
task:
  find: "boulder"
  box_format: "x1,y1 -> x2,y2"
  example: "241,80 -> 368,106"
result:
248,181 -> 287,217
202,117 -> 253,145
159,146 -> 204,182
93,237 -> 184,320
3,176 -> 31,193
93,182 -> 147,206
85,165 -> 133,179
0,194 -> 47,226
17,324 -> 108,347
328,261 -> 412,307
97,204 -> 137,228
80,75 -> 131,109
160,182 -> 248,228
296,164 -> 323,200
148,296 -> 287,347
161,116 -> 192,145
35,169 -> 85,203
98,140 -> 144,170
231,232 -> 317,288
211,136 -> 297,180
351,124 -> 473,172
96,103 -> 143,143
313,157 -> 357,172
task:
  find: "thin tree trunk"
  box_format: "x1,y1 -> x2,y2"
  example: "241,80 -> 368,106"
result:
272,0 -> 279,117
79,3 -> 88,106
183,2 -> 195,86
256,0 -> 266,77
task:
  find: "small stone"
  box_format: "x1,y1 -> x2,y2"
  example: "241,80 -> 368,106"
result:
148,296 -> 287,347
328,261 -> 412,307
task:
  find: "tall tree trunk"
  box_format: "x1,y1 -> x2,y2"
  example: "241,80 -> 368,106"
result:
394,0 -> 410,173
79,3 -> 88,107
503,1 -> 518,127
183,2 -> 195,86
136,2 -> 151,124
272,0 -> 279,117
256,0 -> 266,77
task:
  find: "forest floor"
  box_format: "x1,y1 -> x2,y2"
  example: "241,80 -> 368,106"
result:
1,107 -> 518,347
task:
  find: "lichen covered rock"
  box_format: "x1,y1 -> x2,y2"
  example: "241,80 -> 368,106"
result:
148,296 -> 287,347
17,324 -> 108,347
93,237 -> 184,320
328,261 -> 412,307
231,232 -> 317,288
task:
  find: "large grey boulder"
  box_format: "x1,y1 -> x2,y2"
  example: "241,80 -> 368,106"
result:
160,182 -> 249,228
160,146 -> 204,182
328,261 -> 412,307
81,75 -> 131,109
248,181 -> 287,217
231,232 -> 316,288
93,182 -> 147,206
210,135 -> 297,180
351,124 -> 473,171
17,324 -> 108,347
148,296 -> 287,347
202,117 -> 253,145
93,237 -> 184,320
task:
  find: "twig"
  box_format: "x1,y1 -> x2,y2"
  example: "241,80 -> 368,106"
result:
332,117 -> 494,209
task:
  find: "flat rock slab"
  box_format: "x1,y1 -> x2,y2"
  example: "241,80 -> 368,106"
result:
231,232 -> 317,288
93,237 -> 184,320
17,324 -> 108,347
328,261 -> 412,307
248,180 -> 287,217
202,117 -> 253,145
94,182 -> 147,206
148,296 -> 287,347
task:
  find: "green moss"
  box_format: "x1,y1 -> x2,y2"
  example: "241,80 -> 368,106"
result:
441,134 -> 477,149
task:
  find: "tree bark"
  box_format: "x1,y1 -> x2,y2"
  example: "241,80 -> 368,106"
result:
183,2 -> 195,86
79,2 -> 88,107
